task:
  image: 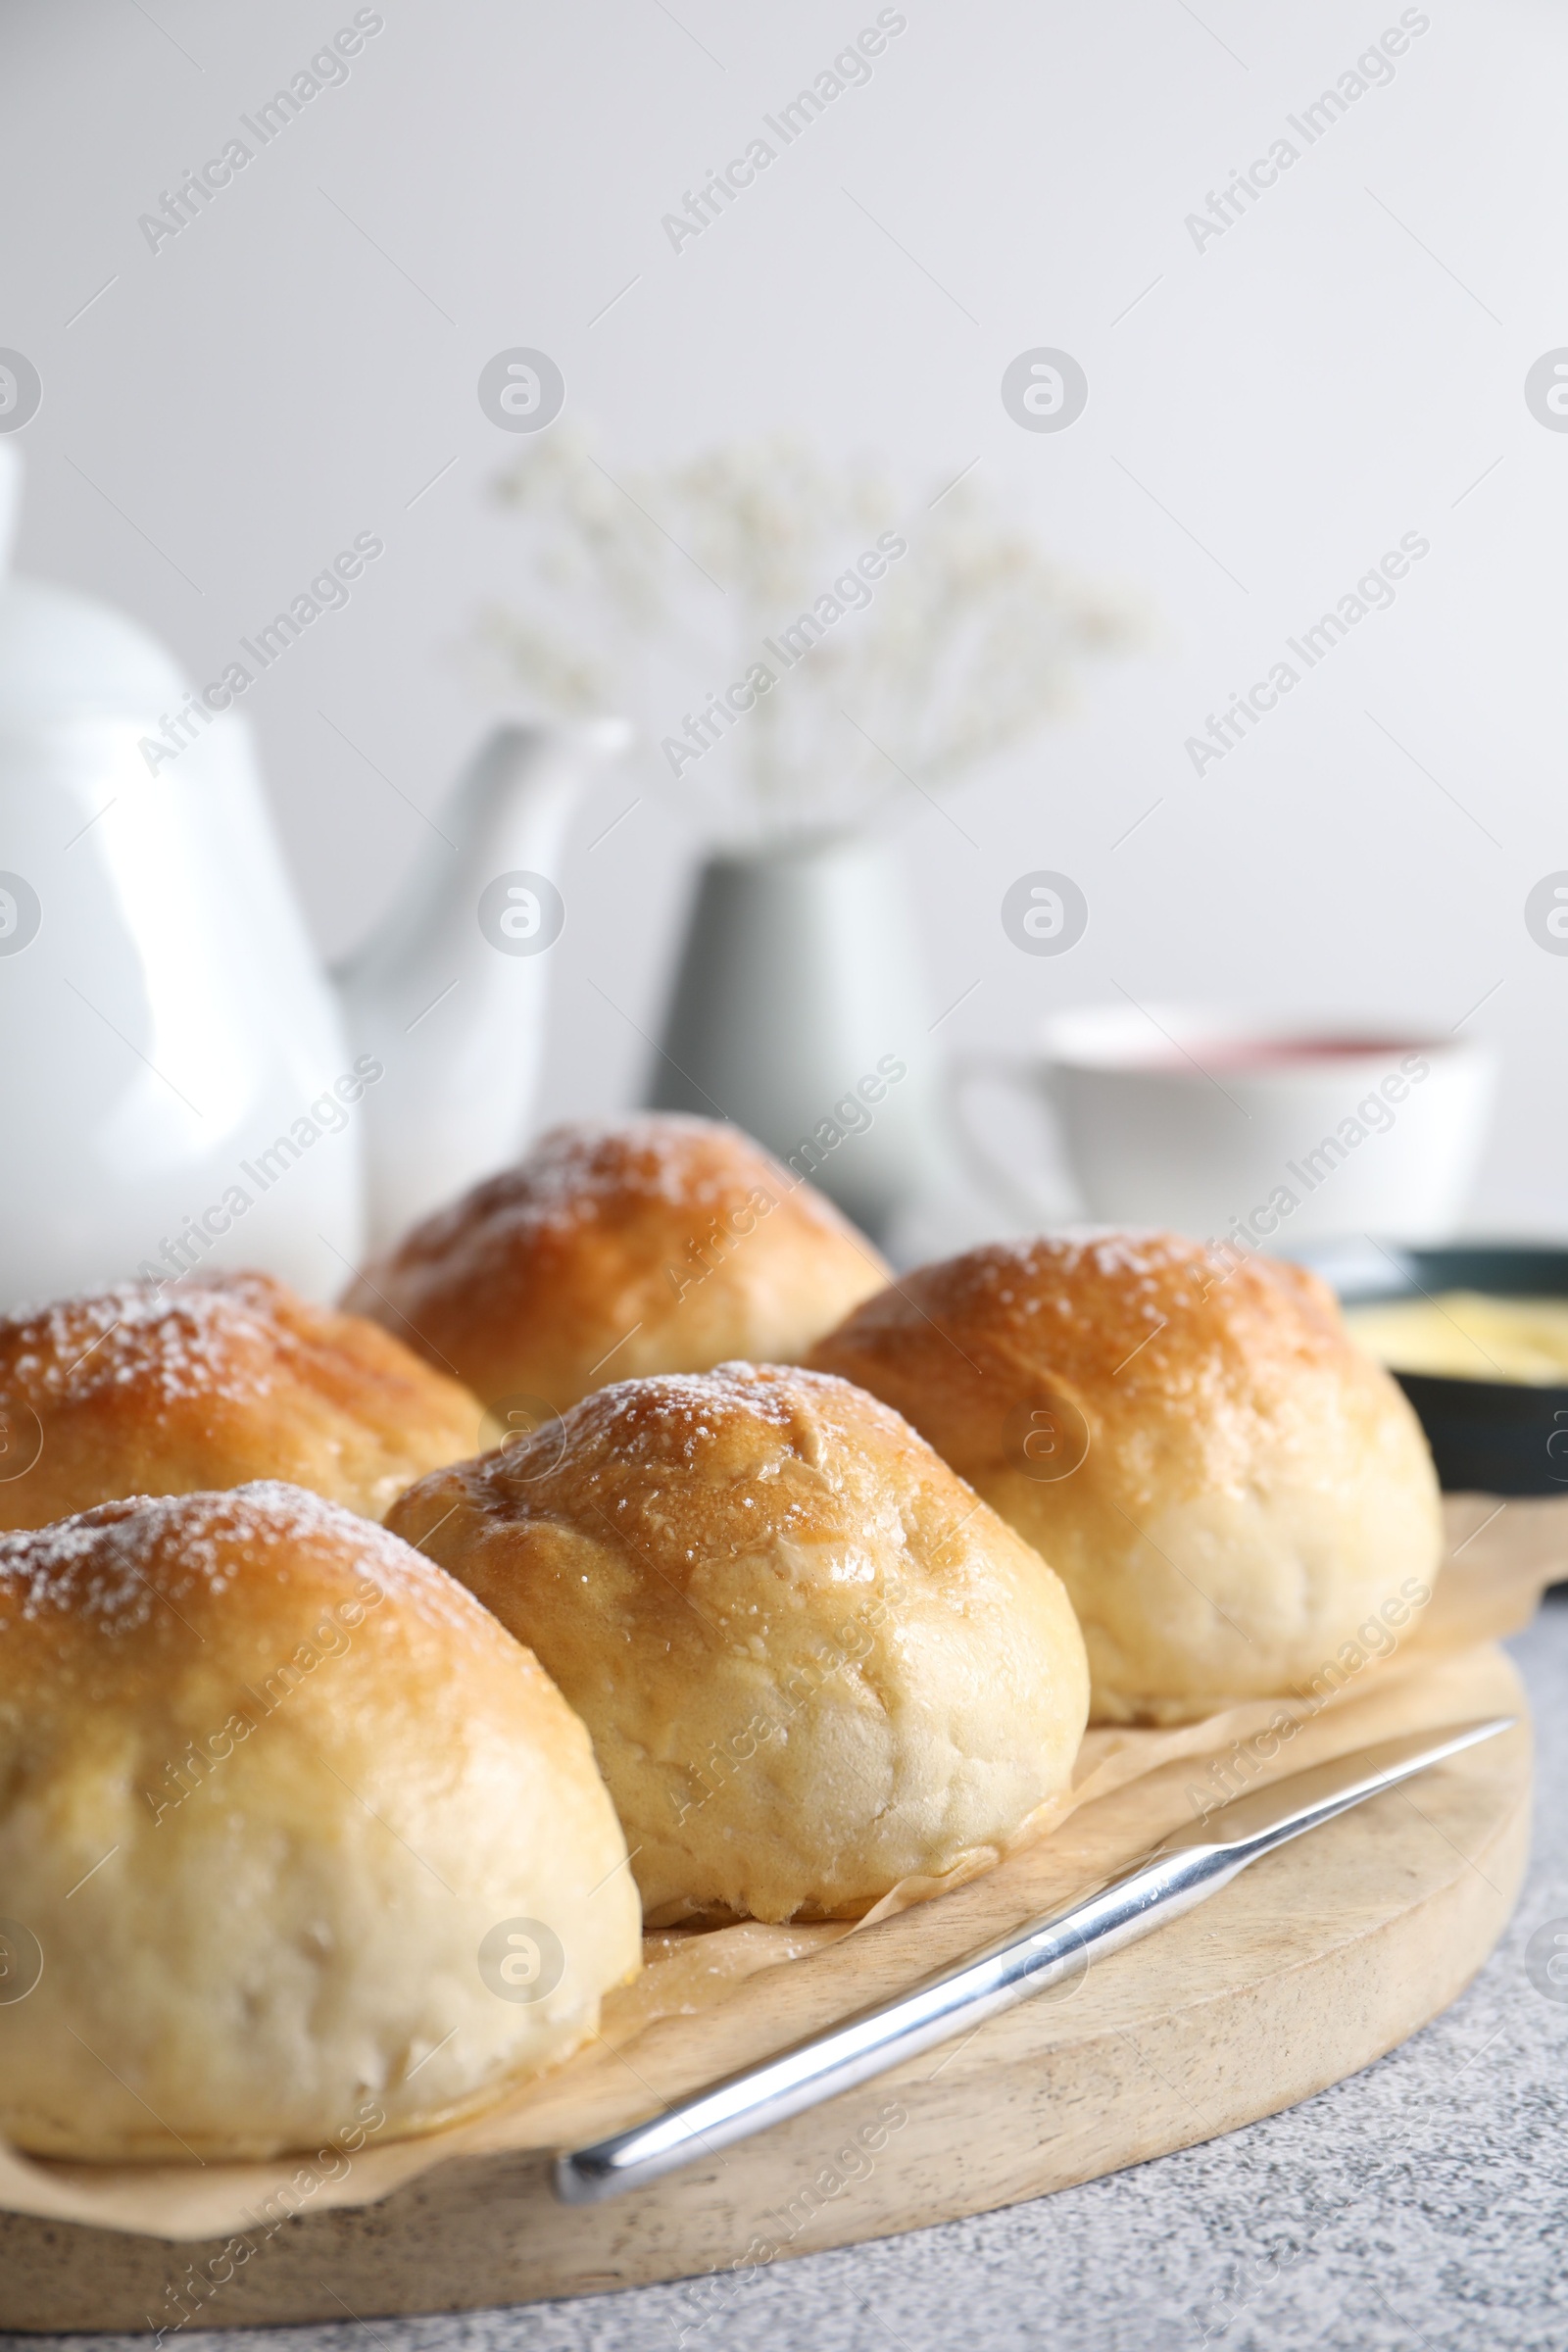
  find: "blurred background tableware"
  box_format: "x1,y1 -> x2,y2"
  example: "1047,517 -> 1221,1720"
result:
1307,1241 -> 1568,1495
0,443 -> 626,1308
647,831 -> 938,1245
336,713 -> 630,1249
951,1002 -> 1495,1247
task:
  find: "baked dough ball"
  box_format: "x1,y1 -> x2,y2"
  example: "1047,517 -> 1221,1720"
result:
809,1232 -> 1444,1723
342,1114 -> 890,1415
0,1271 -> 492,1530
0,1482 -> 639,2161
388,1362 -> 1089,1925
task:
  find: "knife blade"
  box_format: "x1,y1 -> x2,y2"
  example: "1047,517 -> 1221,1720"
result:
555,1712 -> 1515,2205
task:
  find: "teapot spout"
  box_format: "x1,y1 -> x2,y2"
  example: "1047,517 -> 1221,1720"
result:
333,718 -> 631,1253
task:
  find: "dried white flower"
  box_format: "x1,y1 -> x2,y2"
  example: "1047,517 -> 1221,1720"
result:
475,430 -> 1147,847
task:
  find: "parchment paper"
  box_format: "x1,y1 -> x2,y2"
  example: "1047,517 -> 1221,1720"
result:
0,1489 -> 1554,2243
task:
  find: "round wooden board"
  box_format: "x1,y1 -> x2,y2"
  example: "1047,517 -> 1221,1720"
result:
0,1644 -> 1531,2333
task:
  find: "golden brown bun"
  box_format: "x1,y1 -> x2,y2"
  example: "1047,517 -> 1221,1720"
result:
342,1114 -> 890,1416
0,1482 -> 639,2161
0,1271 -> 493,1530
809,1232 -> 1443,1723
388,1362 -> 1089,1924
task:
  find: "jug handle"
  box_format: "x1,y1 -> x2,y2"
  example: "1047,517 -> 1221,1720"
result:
946,1051 -> 1078,1229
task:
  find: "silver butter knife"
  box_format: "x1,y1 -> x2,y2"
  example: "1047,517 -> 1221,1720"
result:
556,1713 -> 1515,2204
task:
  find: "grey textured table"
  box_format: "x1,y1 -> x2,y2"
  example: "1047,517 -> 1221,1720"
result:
15,1596 -> 1567,2352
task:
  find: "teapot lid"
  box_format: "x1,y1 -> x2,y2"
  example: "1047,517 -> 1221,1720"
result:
0,442 -> 189,725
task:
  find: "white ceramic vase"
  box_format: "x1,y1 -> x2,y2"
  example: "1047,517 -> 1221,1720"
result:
646,833 -> 944,1245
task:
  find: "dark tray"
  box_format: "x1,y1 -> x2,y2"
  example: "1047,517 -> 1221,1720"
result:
1299,1242 -> 1568,1494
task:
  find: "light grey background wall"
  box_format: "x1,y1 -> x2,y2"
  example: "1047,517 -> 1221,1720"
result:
4,0 -> 1564,1230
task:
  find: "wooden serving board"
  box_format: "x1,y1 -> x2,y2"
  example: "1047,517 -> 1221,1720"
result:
0,1640 -> 1531,2333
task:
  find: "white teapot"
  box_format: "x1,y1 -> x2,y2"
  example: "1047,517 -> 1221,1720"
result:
0,450 -> 627,1310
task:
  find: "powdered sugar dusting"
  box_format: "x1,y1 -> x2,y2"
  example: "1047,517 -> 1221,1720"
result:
0,1276 -> 287,1410
980,1227 -> 1204,1285
572,1362 -> 808,1461
449,1358 -> 950,1586
499,1360 -> 911,1494
391,1114 -> 828,1262
0,1480 -> 487,1645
